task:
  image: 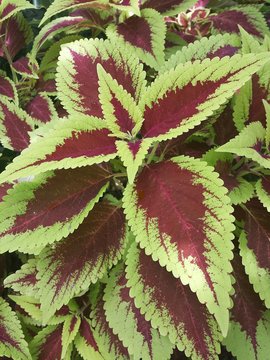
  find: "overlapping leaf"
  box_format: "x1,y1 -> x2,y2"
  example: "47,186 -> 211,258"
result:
56,38 -> 146,117
0,165 -> 111,254
161,33 -> 241,74
25,93 -> 57,124
0,297 -> 31,359
209,6 -> 269,38
223,251 -> 270,360
125,242 -> 222,359
217,122 -> 270,169
139,53 -> 270,142
62,315 -> 81,358
0,0 -> 33,22
74,317 -> 103,360
123,155 -> 235,335
37,200 -> 128,322
0,99 -> 34,152
239,199 -> 270,308
141,0 -> 196,16
106,9 -> 166,69
104,262 -> 174,360
0,116 -> 117,183
256,176 -> 270,211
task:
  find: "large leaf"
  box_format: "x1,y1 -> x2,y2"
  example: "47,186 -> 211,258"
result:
139,53 -> 270,142
104,262 -> 174,360
0,165 -> 111,254
141,0 -> 196,16
0,116 -> 117,183
223,251 -> 270,360
0,297 -> 31,359
56,38 -> 146,117
123,156 -> 234,335
40,0 -> 108,26
0,99 -> 34,152
125,242 -> 222,359
209,6 -> 269,38
217,122 -> 270,169
37,200 -> 128,322
239,199 -> 270,308
106,9 -> 166,69
161,33 -> 241,73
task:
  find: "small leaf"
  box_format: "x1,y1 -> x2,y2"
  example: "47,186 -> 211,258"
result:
4,258 -> 38,297
223,251 -> 270,360
239,199 -> 270,309
123,156 -> 234,336
12,56 -> 39,79
0,75 -> 18,103
125,242 -> 222,359
256,176 -> 270,212
25,93 -> 57,125
141,0 -> 197,16
106,9 -> 166,69
37,200 -> 128,322
0,0 -> 34,23
0,297 -> 31,359
0,165 -> 110,254
62,315 -> 81,358
217,122 -> 270,169
104,262 -> 174,360
56,38 -> 146,117
0,99 -> 34,152
74,317 -> 103,360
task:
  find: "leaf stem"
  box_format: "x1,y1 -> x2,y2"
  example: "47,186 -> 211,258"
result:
147,142 -> 158,165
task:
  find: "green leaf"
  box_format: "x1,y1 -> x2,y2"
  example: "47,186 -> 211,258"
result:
0,0 -> 34,22
0,297 -> 31,359
256,177 -> 270,212
62,315 -> 81,358
217,122 -> 270,169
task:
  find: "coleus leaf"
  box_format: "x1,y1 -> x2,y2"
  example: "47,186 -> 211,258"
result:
239,198 -> 270,309
0,297 -> 31,359
25,93 -> 57,125
123,155 -> 235,336
29,325 -> 72,360
74,317 -> 103,360
160,33 -> 241,73
209,6 -> 269,38
12,56 -> 39,79
141,0 -> 197,16
62,315 -> 81,358
125,242 -> 222,359
0,99 -> 34,152
40,0 -> 108,26
91,287 -> 131,359
0,13 -> 33,59
0,116 -> 117,183
256,176 -> 270,212
0,0 -> 34,23
31,16 -> 93,58
0,75 -> 18,103
217,122 -> 270,169
109,0 -> 140,16
139,53 -> 270,142
37,200 -> 128,322
4,258 -> 38,297
0,165 -> 111,254
223,251 -> 270,360
104,262 -> 174,360
0,183 -> 12,201
9,295 -> 43,326
106,9 -> 166,69
56,38 -> 146,117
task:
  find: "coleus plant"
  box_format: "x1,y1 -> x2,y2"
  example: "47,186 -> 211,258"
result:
0,0 -> 270,360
